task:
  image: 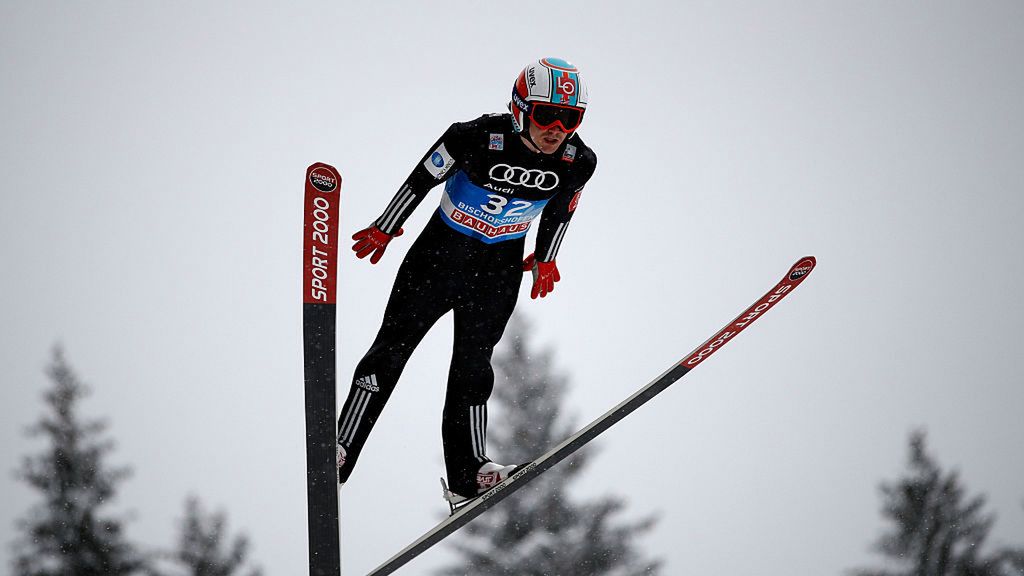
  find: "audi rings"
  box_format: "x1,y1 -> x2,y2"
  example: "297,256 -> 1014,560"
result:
488,164 -> 560,191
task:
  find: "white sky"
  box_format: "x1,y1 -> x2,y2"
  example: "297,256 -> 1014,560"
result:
2,1 -> 1023,575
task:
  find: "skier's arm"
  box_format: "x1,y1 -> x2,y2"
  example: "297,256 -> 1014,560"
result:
532,152 -> 596,262
372,123 -> 465,235
524,150 -> 596,298
525,196 -> 575,298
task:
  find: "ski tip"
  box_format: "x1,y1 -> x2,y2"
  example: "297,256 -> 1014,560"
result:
786,256 -> 816,283
306,162 -> 343,187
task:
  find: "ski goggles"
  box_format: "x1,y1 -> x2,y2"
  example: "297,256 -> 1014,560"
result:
529,103 -> 584,132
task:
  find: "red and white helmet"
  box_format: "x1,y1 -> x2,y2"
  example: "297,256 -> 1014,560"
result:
509,57 -> 589,135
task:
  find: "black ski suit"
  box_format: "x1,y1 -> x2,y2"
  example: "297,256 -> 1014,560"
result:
337,113 -> 596,495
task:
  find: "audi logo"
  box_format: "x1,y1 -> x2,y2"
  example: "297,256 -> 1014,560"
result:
488,164 -> 560,191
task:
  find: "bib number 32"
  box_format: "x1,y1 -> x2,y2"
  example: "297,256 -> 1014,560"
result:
482,194 -> 533,217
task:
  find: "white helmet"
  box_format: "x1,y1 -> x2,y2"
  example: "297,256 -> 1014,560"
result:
509,57 -> 589,135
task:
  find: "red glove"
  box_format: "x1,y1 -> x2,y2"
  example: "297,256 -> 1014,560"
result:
523,253 -> 561,299
352,225 -> 404,264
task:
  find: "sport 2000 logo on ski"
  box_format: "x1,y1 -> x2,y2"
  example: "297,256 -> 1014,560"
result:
310,167 -> 338,194
685,330 -> 736,367
788,258 -> 814,281
306,166 -> 338,303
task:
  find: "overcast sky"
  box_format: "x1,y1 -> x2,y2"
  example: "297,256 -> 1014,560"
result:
2,1 -> 1023,575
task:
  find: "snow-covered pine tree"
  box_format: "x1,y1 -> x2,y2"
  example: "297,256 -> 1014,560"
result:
436,315 -> 661,576
13,346 -> 146,576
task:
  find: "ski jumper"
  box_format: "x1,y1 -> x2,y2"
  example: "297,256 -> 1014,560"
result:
337,113 -> 596,495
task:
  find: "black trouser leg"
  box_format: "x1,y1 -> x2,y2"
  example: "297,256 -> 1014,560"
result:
337,252 -> 452,483
442,265 -> 520,494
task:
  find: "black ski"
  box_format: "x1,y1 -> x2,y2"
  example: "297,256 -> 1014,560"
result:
367,256 -> 817,576
302,163 -> 343,576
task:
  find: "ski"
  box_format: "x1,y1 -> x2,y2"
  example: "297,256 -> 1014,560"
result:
366,256 -> 817,576
302,163 -> 343,576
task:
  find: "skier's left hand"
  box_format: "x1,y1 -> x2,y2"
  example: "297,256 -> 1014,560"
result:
523,253 -> 561,299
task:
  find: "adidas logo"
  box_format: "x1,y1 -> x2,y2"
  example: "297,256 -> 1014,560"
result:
355,375 -> 380,392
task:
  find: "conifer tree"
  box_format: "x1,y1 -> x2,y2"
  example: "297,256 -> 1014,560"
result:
855,430 -> 1023,576
13,347 -> 145,576
164,496 -> 262,576
437,315 -> 661,576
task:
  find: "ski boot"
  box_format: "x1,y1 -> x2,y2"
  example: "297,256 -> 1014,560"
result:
440,461 -> 520,515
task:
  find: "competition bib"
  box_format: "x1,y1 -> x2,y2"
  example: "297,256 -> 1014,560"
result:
438,171 -> 549,244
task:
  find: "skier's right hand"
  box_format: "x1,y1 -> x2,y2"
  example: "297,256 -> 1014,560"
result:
352,225 -> 404,264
